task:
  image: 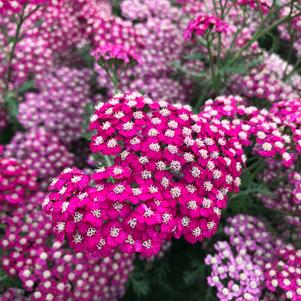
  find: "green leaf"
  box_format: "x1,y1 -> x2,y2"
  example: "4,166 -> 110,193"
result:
5,95 -> 19,119
17,80 -> 34,95
129,271 -> 150,297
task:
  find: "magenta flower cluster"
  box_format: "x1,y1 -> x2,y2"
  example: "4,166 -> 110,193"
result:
200,95 -> 301,167
4,128 -> 74,187
265,245 -> 301,300
1,195 -> 134,301
42,91 -> 244,257
184,15 -> 232,40
0,157 -> 37,205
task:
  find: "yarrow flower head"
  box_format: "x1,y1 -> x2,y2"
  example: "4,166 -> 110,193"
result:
0,157 -> 37,205
43,92 -> 245,257
200,95 -> 301,167
4,128 -> 74,188
205,241 -> 265,301
79,1 -> 142,64
264,245 -> 301,300
184,14 -> 232,40
205,214 -> 284,301
18,67 -> 93,144
1,195 -> 134,301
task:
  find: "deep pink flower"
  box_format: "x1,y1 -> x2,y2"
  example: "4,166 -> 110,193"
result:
184,14 -> 232,40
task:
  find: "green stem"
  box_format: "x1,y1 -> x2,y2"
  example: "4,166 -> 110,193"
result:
104,155 -> 113,167
5,5 -> 27,91
205,33 -> 216,90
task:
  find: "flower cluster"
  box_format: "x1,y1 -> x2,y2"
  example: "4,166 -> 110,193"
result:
200,95 -> 301,167
224,215 -> 283,267
18,67 -> 93,144
205,214 -> 286,301
0,157 -> 37,205
264,245 -> 301,300
205,241 -> 265,301
79,1 -> 142,64
96,0 -> 187,101
4,128 -> 74,187
229,52 -> 301,103
42,92 -> 244,257
1,196 -> 134,301
184,15 -> 232,40
0,0 -> 56,13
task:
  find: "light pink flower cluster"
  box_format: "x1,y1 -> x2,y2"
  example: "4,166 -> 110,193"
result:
224,215 -> 283,267
43,92 -> 244,257
184,14 -> 232,40
205,214 -> 287,301
121,0 -> 180,21
1,197 -> 134,301
229,52 -> 301,103
18,67 -> 93,144
205,241 -> 265,301
265,245 -> 301,301
4,128 -> 74,187
200,95 -> 301,167
0,157 -> 37,205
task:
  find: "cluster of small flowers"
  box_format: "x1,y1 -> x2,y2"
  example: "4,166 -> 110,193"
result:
264,245 -> 301,301
11,36 -> 53,87
0,0 -> 56,13
1,197 -> 134,301
180,0 -> 260,57
200,95 -> 300,167
42,92 -> 245,257
184,15 -> 232,40
205,214 -> 288,301
4,128 -> 74,187
205,240 -> 265,301
96,0 -> 190,102
78,0 -> 141,64
0,157 -> 37,205
121,0 -> 180,21
224,215 -> 283,267
229,52 -> 301,103
119,74 -> 191,103
18,67 -> 93,144
24,1 -> 83,54
0,288 -> 27,301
